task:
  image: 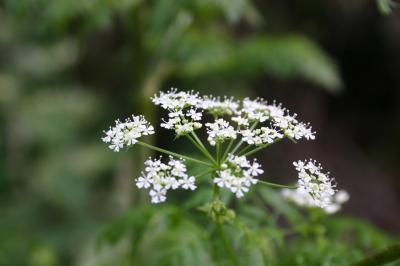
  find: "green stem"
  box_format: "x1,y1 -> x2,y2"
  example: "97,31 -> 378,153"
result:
216,142 -> 221,165
191,131 -> 208,151
237,145 -> 253,156
194,168 -> 216,179
351,243 -> 400,266
257,179 -> 297,189
137,141 -> 213,167
186,135 -> 217,165
231,122 -> 258,155
242,138 -> 283,157
216,223 -> 239,266
191,132 -> 217,164
213,183 -> 220,201
222,138 -> 235,161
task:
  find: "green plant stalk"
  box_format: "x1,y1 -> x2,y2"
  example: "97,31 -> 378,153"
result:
257,179 -> 297,189
231,122 -> 258,155
186,134 -> 217,165
195,168 -> 216,179
216,142 -> 221,165
212,183 -> 238,266
351,243 -> 400,266
191,132 -> 217,164
137,141 -> 213,167
242,138 -> 283,157
222,138 -> 235,161
237,144 -> 253,156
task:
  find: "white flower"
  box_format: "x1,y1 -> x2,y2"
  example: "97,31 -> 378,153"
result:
154,89 -> 203,136
335,190 -> 350,204
206,119 -> 237,146
240,127 -> 283,146
235,98 -> 315,143
187,108 -> 202,121
246,161 -> 264,176
102,115 -> 154,152
214,154 -> 262,198
214,170 -> 234,188
294,159 -> 336,208
135,156 -> 197,204
232,115 -> 249,126
200,96 -> 239,116
152,88 -> 201,110
150,188 -> 167,203
230,178 -> 249,198
136,176 -> 152,189
282,188 -> 349,215
179,176 -> 197,190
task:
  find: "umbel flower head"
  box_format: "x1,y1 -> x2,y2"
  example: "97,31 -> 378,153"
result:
102,88 -> 343,209
152,89 -> 203,136
102,115 -> 154,152
282,188 -> 350,214
214,154 -> 263,198
136,156 -> 196,204
293,159 -> 336,208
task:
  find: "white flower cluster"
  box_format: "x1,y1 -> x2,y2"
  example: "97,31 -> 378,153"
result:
282,188 -> 349,214
201,96 -> 239,116
151,89 -> 315,148
293,159 -> 337,208
240,127 -> 283,145
214,154 -> 263,198
233,98 -> 315,145
205,119 -> 237,146
135,156 -> 197,203
102,115 -> 154,152
152,89 -> 203,136
102,89 -> 343,207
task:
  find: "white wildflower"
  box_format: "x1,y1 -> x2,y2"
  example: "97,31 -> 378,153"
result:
153,89 -> 203,136
282,188 -> 349,214
294,159 -> 336,208
240,127 -> 283,146
102,115 -> 154,152
135,156 -> 197,203
152,88 -> 201,110
179,176 -> 197,190
200,96 -> 239,116
206,119 -> 237,146
214,154 -> 261,198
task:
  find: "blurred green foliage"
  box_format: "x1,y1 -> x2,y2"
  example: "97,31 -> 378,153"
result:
0,0 -> 398,265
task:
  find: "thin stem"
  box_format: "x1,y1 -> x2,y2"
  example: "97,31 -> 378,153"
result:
231,122 -> 258,155
213,183 -> 220,201
242,138 -> 283,157
194,168 -> 216,179
191,131 -> 208,151
242,144 -> 268,157
186,134 -> 217,165
191,132 -> 217,164
237,145 -> 253,156
257,179 -> 297,189
230,139 -> 244,155
222,138 -> 235,161
137,141 -> 213,167
216,223 -> 239,266
216,142 -> 221,165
